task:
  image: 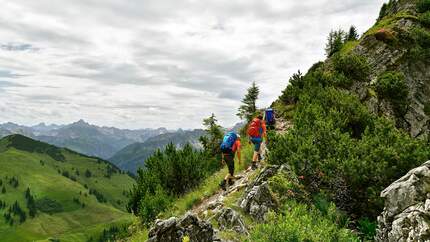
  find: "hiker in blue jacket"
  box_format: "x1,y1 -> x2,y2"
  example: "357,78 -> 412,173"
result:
219,132 -> 241,191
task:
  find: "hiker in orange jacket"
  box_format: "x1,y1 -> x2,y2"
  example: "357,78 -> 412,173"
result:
247,114 -> 266,170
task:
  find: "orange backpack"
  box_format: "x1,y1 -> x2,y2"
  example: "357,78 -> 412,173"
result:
247,118 -> 261,138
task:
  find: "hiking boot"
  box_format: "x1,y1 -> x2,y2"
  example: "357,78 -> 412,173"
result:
219,180 -> 227,191
228,179 -> 234,186
258,154 -> 262,161
251,162 -> 258,170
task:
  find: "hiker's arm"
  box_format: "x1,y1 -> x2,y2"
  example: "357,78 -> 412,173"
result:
221,153 -> 225,165
237,149 -> 241,164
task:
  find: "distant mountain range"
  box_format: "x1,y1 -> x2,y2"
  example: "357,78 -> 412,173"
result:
109,129 -> 206,173
0,120 -> 244,174
0,120 -> 170,159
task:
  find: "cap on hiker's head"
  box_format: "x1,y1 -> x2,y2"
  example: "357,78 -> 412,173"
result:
237,134 -> 241,139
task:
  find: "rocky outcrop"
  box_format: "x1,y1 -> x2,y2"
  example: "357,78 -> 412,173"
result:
148,213 -> 214,242
216,207 -> 248,235
352,2 -> 430,139
239,165 -> 282,221
376,160 -> 430,241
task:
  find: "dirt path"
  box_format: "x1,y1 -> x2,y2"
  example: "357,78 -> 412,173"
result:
191,115 -> 291,217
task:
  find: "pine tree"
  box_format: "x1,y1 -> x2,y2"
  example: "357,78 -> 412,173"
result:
325,29 -> 346,57
199,113 -> 223,156
25,187 -> 31,199
2,186 -> 6,194
346,26 -> 359,41
237,82 -> 260,122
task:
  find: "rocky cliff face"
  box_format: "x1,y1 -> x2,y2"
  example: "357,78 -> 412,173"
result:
350,0 -> 430,139
376,160 -> 430,241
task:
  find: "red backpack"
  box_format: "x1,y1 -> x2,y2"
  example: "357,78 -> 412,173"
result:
247,118 -> 261,138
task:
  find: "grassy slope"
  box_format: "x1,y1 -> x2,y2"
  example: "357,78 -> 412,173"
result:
0,135 -> 135,242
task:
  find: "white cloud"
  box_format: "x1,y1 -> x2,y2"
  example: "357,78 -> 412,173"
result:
0,0 -> 386,129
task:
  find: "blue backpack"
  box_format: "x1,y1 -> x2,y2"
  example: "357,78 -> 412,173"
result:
220,132 -> 237,152
265,108 -> 275,124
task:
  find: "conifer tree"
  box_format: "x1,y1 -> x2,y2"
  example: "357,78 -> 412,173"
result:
2,186 -> 5,194
237,82 -> 260,122
346,26 -> 359,41
199,113 -> 223,156
325,29 -> 346,57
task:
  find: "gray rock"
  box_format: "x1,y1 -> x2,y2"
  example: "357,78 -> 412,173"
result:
216,207 -> 248,235
376,160 -> 430,242
148,217 -> 183,242
240,182 -> 277,221
148,213 -> 215,242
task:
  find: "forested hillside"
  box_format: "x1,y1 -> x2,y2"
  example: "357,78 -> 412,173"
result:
109,129 -> 205,173
0,134 -> 135,242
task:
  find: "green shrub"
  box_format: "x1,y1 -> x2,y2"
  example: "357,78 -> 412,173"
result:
268,171 -> 310,204
417,0 -> 430,13
375,71 -> 409,116
358,217 -> 377,240
128,143 -> 220,223
424,102 -> 430,115
332,53 -> 370,82
138,186 -> 172,224
279,71 -> 305,105
419,11 -> 430,27
268,86 -> 430,218
412,27 -> 430,48
249,201 -> 358,242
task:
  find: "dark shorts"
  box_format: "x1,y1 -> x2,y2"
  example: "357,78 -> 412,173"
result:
251,137 -> 262,152
223,152 -> 235,176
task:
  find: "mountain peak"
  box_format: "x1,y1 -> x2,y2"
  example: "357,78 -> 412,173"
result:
71,119 -> 90,126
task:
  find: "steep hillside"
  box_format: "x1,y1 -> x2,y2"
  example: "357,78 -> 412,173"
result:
109,129 -> 205,173
340,0 -> 429,138
0,135 -> 136,242
0,120 -> 170,159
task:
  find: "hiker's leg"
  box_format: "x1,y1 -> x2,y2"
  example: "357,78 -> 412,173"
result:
221,153 -> 235,188
255,140 -> 262,162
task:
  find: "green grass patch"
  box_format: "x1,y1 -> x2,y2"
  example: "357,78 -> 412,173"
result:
339,40 -> 359,55
364,11 -> 418,38
248,200 -> 359,242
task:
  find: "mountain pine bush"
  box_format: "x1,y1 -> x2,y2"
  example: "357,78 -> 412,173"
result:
128,143 -> 220,223
419,11 -> 430,27
375,71 -> 410,116
332,53 -> 370,82
417,0 -> 430,13
269,82 -> 430,218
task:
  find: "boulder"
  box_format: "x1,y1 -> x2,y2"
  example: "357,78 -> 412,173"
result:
216,207 -> 248,235
376,160 -> 430,241
148,213 -> 215,242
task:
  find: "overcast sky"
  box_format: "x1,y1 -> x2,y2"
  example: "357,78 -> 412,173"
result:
0,0 -> 387,129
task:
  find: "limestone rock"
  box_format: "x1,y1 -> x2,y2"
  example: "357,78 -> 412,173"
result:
216,207 -> 248,235
376,160 -> 430,241
240,182 -> 277,221
148,213 -> 215,242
